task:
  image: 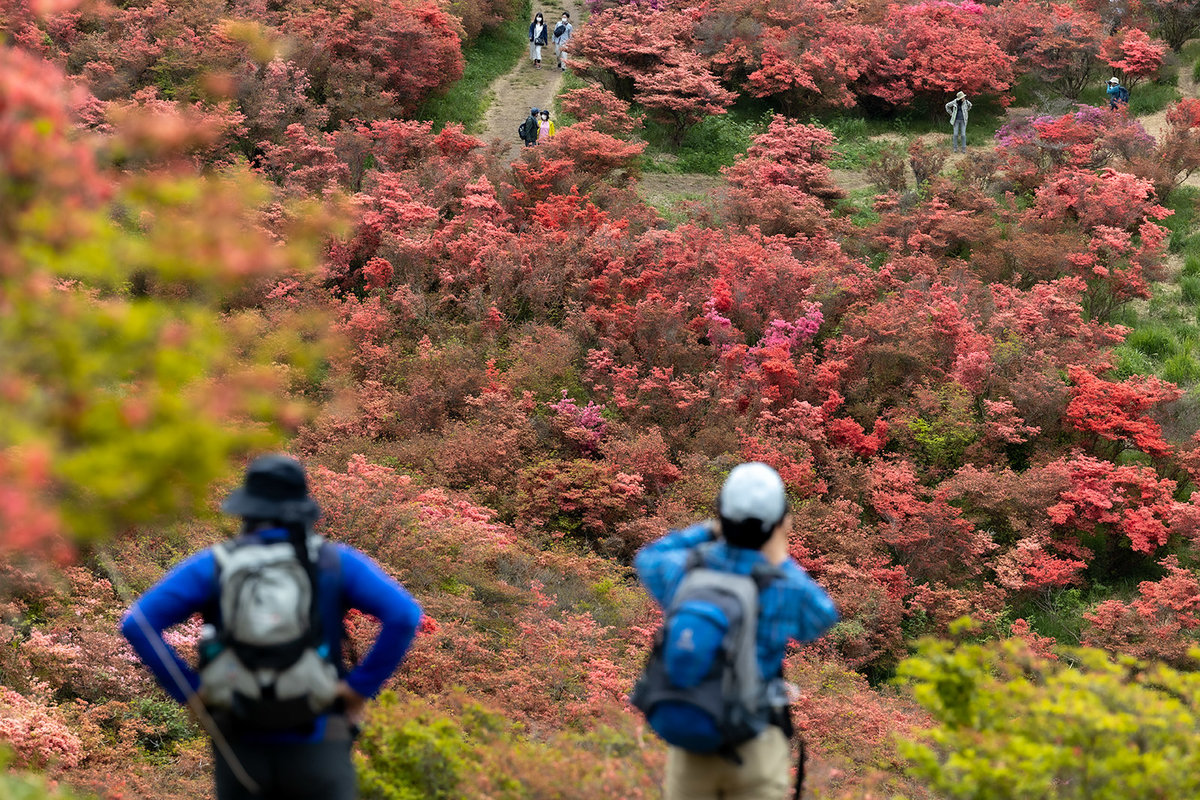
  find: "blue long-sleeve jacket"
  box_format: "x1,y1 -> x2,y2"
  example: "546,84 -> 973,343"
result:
121,529 -> 421,740
529,20 -> 548,45
634,522 -> 838,681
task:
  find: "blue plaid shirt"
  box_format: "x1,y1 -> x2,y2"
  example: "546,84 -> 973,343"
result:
634,522 -> 838,680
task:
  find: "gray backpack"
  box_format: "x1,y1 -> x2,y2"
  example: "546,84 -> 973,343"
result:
198,533 -> 340,732
630,543 -> 786,755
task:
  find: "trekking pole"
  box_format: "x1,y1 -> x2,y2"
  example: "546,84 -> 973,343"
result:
792,735 -> 806,800
97,548 -> 262,796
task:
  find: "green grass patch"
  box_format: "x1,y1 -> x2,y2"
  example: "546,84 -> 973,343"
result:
1162,185 -> 1200,252
1182,275 -> 1200,304
1113,344 -> 1157,379
1076,79 -> 1181,116
640,98 -> 773,175
824,116 -> 891,170
417,0 -> 533,133
1163,351 -> 1200,384
1126,323 -> 1179,360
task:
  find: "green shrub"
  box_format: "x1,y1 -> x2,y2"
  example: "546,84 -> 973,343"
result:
900,628 -> 1200,800
1112,344 -> 1156,379
357,694 -> 469,800
675,114 -> 759,175
356,692 -> 658,799
131,697 -> 198,755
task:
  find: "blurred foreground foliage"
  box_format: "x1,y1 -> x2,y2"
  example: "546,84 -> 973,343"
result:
0,46 -> 339,551
900,620 -> 1200,799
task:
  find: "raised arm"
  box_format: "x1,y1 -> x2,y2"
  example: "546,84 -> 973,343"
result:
632,522 -> 715,607
781,560 -> 839,644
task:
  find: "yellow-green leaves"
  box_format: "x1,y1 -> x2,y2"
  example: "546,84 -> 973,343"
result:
899,632 -> 1200,799
0,47 -> 337,546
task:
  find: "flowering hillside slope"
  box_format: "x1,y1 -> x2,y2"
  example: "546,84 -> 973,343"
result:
6,0 -> 1200,795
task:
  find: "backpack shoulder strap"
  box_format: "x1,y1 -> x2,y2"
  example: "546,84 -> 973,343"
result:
750,560 -> 784,592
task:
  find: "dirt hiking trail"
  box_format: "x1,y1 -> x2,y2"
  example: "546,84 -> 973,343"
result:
480,22 -> 1200,198
480,1 -> 582,159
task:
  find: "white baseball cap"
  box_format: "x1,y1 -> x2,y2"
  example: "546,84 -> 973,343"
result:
717,462 -> 787,532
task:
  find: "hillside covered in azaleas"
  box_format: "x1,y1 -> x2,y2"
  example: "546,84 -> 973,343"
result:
8,0 -> 1200,793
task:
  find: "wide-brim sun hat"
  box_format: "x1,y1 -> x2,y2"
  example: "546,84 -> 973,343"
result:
221,454 -> 321,523
1109,77 -> 1120,84
717,462 -> 787,533
956,91 -> 966,99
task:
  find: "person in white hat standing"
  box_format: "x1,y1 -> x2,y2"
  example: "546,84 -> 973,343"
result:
945,91 -> 972,153
1107,77 -> 1127,110
632,462 -> 838,800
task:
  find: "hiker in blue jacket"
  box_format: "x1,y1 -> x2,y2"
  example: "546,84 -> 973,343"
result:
1107,77 -> 1129,110
121,454 -> 422,800
634,462 -> 838,800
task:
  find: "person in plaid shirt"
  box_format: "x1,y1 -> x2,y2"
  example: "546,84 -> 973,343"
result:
634,462 -> 838,800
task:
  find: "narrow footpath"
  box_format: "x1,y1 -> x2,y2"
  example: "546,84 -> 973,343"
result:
480,0 -> 582,159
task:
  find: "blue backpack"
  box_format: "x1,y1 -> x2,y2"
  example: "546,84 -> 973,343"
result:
1118,85 -> 1130,103
630,543 -> 785,754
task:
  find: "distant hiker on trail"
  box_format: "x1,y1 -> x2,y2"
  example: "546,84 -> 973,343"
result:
520,107 -> 540,146
1108,77 -> 1130,109
553,12 -> 573,71
631,462 -> 838,800
945,91 -> 972,154
121,454 -> 422,800
529,12 -> 548,69
537,109 -> 555,143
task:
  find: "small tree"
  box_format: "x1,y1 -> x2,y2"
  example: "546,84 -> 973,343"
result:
993,0 -> 1107,100
633,51 -> 735,144
1102,27 -> 1167,89
1144,0 -> 1200,52
889,0 -> 1016,110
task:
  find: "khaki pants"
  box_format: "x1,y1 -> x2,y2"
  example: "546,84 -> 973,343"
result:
664,727 -> 791,800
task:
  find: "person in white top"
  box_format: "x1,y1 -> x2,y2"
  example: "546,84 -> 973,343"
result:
529,12 -> 548,69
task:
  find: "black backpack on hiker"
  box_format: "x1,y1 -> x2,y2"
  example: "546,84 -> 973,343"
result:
554,22 -> 566,37
519,114 -> 539,145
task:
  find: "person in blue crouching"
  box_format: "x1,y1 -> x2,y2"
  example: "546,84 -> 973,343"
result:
122,454 -> 421,800
634,462 -> 838,800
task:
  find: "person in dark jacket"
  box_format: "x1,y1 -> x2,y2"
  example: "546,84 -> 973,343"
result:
121,454 -> 422,800
521,107 -> 540,146
529,12 -> 548,69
